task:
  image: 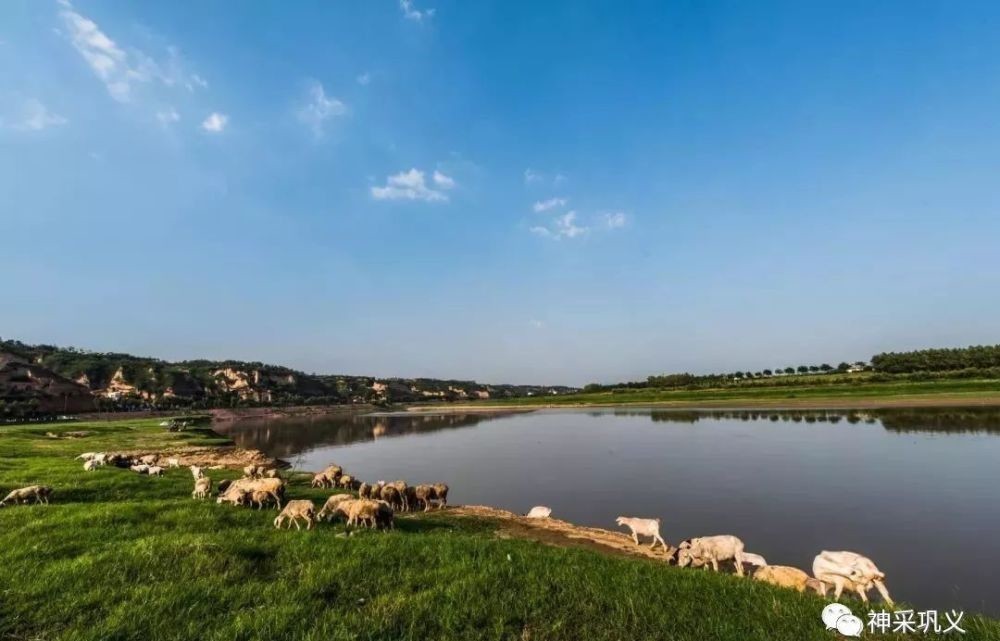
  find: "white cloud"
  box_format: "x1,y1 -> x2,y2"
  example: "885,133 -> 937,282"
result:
371,168 -> 453,202
432,170 -> 455,189
524,168 -> 567,187
58,1 -> 205,103
296,81 -> 346,138
356,72 -> 371,86
59,3 -> 131,101
201,112 -> 228,133
400,0 -> 435,21
533,197 -> 567,213
532,211 -> 588,240
7,99 -> 67,131
156,108 -> 180,125
603,211 -> 627,229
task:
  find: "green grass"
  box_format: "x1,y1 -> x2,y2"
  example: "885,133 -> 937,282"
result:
1,419 -> 998,641
483,378 -> 1000,407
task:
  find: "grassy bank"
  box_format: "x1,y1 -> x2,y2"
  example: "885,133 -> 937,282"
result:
449,378 -> 1000,410
1,419 -> 997,640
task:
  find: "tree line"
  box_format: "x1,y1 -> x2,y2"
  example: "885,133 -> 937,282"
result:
870,345 -> 1000,374
586,344 -> 1000,392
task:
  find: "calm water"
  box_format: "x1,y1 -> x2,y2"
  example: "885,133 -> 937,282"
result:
215,407 -> 1000,615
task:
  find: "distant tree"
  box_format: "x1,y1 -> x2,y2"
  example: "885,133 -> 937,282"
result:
733,371 -> 745,379
784,367 -> 795,375
809,365 -> 820,372
763,369 -> 773,376
754,371 -> 763,378
820,363 -> 833,372
837,362 -> 850,372
797,366 -> 809,374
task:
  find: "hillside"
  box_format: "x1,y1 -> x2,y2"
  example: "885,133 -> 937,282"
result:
0,339 -> 577,420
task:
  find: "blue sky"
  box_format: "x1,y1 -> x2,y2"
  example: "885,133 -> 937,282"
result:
2,1 -> 1000,385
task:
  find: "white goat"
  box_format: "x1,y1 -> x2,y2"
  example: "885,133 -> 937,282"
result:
525,506 -> 552,519
0,485 -> 52,506
147,466 -> 164,477
130,464 -> 150,474
676,535 -> 746,576
812,551 -> 893,605
192,476 -> 212,499
274,500 -> 316,530
615,516 -> 668,550
189,465 -> 204,480
167,457 -> 180,468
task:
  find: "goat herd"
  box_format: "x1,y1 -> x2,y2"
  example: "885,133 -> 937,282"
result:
603,517 -> 893,605
1,450 -> 449,535
1,450 -> 893,607
206,461 -> 449,531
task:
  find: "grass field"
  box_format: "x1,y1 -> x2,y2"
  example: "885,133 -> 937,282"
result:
469,377 -> 1000,409
1,418 -> 998,641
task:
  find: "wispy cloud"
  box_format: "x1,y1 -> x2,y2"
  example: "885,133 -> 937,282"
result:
432,170 -> 455,189
156,108 -> 180,126
524,168 -> 567,187
372,168 -> 455,203
201,112 -> 228,133
58,0 -> 206,104
356,72 -> 371,86
296,80 -> 346,138
603,211 -> 627,229
2,98 -> 67,131
529,319 -> 545,329
531,211 -> 588,240
400,0 -> 435,21
533,197 -> 567,213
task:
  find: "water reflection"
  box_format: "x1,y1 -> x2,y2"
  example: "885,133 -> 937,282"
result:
215,411 -> 521,458
217,407 -> 1000,459
634,407 -> 1000,434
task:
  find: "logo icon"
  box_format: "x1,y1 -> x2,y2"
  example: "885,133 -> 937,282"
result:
822,603 -> 863,637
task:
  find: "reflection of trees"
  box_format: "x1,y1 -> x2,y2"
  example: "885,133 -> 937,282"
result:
214,412 -> 518,458
632,408 -> 1000,435
875,408 -> 1000,435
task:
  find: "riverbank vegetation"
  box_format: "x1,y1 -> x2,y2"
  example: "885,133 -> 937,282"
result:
5,418 -> 998,640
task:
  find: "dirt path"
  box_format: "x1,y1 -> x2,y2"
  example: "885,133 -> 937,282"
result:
449,505 -> 674,562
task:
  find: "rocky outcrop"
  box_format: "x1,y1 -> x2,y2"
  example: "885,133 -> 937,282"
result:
0,352 -> 94,414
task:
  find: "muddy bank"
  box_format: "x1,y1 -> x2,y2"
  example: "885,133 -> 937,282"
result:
448,505 -> 673,562
118,445 -> 287,470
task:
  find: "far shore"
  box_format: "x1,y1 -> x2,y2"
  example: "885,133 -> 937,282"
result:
405,391 -> 1000,413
